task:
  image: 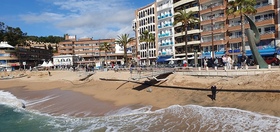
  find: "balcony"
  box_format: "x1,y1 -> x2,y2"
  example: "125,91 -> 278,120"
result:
201,30 -> 212,36
201,26 -> 225,36
158,23 -> 173,29
256,4 -> 274,13
227,23 -> 250,32
255,17 -> 275,27
174,29 -> 200,37
58,46 -> 73,50
174,41 -> 185,47
201,38 -> 227,46
199,0 -> 213,4
200,4 -> 225,15
174,0 -> 197,8
260,32 -> 275,40
228,17 -> 275,32
200,19 -> 212,26
157,4 -> 172,12
213,27 -> 226,34
158,32 -> 173,38
158,13 -> 172,20
159,41 -> 174,47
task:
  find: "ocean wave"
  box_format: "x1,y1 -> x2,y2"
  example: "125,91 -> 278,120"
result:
0,90 -> 25,108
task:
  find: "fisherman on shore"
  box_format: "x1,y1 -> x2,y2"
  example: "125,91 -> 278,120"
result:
211,85 -> 217,101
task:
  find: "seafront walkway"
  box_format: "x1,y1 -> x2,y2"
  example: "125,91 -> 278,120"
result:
176,65 -> 280,77
126,65 -> 280,79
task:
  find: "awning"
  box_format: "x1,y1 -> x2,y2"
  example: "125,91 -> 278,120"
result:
156,56 -> 172,63
199,54 -> 211,59
239,49 -> 276,56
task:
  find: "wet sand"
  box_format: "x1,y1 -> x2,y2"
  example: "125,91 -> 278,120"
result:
3,87 -> 124,117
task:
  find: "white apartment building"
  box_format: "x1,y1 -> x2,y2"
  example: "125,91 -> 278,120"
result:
156,0 -> 176,63
134,3 -> 157,66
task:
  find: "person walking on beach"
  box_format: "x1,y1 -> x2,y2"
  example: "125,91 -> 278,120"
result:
211,85 -> 217,101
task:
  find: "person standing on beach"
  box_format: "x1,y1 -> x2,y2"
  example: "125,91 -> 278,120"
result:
211,85 -> 217,101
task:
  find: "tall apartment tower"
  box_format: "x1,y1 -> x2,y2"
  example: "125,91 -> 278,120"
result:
156,0 -> 175,63
173,0 -> 201,64
134,3 -> 157,66
200,0 -> 279,59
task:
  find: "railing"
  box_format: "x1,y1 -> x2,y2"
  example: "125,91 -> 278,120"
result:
255,16 -> 274,22
201,3 -> 223,10
255,3 -> 270,8
158,13 -> 172,20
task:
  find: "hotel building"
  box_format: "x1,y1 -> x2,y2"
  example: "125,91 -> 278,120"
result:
57,35 -> 135,67
134,3 -> 157,66
199,0 -> 279,59
173,0 -> 201,64
156,0 -> 176,63
135,0 -> 280,65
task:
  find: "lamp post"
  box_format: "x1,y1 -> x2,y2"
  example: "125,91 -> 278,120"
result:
211,3 -> 215,59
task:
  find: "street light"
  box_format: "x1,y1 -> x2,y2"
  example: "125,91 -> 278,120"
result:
211,3 -> 215,59
194,49 -> 198,68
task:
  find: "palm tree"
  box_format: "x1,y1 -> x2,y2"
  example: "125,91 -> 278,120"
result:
139,30 -> 155,66
226,0 -> 257,54
173,10 -> 199,66
115,34 -> 133,66
99,42 -> 112,69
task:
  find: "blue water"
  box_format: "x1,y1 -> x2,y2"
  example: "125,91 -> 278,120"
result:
0,90 -> 280,131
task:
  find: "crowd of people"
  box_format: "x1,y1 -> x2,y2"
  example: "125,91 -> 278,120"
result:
203,54 -> 248,70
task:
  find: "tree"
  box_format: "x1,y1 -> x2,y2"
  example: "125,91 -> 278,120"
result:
226,0 -> 257,54
3,26 -> 26,46
48,44 -> 53,51
139,30 -> 155,66
173,10 -> 199,66
99,42 -> 112,69
115,34 -> 133,66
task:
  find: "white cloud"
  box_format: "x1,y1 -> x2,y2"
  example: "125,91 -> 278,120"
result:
19,0 -> 136,39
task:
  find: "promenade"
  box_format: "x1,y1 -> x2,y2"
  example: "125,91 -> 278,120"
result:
178,65 -> 280,77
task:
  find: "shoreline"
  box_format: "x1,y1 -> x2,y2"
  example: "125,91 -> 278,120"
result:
0,70 -> 280,117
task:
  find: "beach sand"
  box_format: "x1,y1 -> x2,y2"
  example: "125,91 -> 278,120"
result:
0,69 -> 280,117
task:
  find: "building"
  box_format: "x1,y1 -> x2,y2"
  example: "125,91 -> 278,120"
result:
57,35 -> 135,67
0,41 -> 53,70
199,0 -> 279,61
156,0 -> 176,63
134,0 -> 280,66
16,45 -> 53,68
0,41 -> 18,70
134,3 -> 157,66
53,55 -> 79,67
25,40 -> 58,51
173,0 -> 201,64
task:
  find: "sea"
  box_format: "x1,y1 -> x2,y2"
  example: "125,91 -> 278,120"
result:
0,90 -> 280,132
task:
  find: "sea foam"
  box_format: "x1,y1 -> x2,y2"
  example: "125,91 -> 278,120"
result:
0,90 -> 25,108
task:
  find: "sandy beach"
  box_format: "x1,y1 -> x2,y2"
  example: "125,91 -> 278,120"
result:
0,69 -> 280,117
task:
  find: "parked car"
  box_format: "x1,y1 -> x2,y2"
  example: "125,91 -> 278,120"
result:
264,57 -> 280,66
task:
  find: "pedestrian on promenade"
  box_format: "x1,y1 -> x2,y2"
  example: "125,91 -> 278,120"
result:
203,57 -> 208,68
211,85 -> 217,101
241,54 -> 247,69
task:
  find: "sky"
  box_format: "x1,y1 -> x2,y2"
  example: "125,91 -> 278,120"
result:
0,0 -> 154,39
